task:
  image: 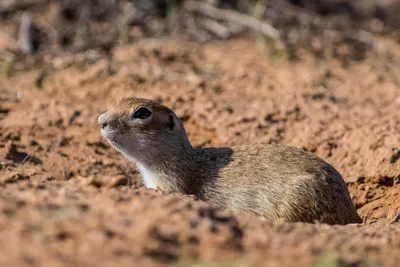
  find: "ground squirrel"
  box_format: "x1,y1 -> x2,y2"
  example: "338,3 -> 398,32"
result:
98,97 -> 362,225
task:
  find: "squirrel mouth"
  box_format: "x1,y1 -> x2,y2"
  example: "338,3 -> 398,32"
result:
105,136 -> 123,148
101,129 -> 122,147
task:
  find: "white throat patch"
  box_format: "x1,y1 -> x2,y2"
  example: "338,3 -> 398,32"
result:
136,163 -> 157,188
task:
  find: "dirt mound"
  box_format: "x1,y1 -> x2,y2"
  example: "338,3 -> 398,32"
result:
0,180 -> 399,267
0,37 -> 400,266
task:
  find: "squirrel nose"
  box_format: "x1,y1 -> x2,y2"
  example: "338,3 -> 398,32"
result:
98,112 -> 110,129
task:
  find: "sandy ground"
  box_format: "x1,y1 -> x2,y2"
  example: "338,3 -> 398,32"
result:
1,37 -> 400,267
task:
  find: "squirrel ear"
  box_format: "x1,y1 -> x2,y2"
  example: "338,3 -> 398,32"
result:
167,114 -> 175,131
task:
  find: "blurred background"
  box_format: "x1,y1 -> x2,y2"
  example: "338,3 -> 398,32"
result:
0,0 -> 399,70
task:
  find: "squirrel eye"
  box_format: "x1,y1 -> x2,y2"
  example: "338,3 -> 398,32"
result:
132,107 -> 152,119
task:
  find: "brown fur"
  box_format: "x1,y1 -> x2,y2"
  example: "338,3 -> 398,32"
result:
98,97 -> 363,225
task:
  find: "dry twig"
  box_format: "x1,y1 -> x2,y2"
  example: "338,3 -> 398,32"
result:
18,12 -> 34,54
199,18 -> 230,39
185,0 -> 280,40
0,0 -> 46,13
389,213 -> 400,224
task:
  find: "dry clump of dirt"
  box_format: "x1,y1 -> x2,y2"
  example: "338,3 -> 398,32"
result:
0,37 -> 400,266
